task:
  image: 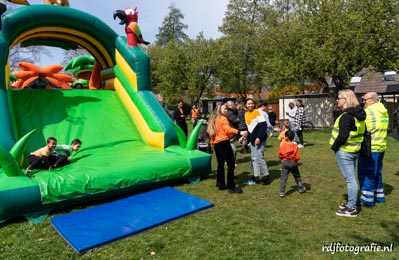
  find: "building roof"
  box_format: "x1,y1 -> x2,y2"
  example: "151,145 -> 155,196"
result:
353,82 -> 399,95
351,70 -> 399,95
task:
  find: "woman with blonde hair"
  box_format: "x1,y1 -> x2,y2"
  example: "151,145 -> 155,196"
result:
330,89 -> 366,217
207,103 -> 247,193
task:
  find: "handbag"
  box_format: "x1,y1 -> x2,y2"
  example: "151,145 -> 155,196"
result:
360,126 -> 371,158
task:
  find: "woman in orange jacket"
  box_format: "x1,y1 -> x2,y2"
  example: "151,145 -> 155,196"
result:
207,104 -> 247,194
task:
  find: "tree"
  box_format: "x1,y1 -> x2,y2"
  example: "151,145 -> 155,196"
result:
218,0 -> 272,96
149,40 -> 187,106
9,44 -> 51,72
263,0 -> 399,93
183,33 -> 218,105
149,33 -> 218,106
257,2 -> 315,91
155,4 -> 188,46
61,49 -> 90,67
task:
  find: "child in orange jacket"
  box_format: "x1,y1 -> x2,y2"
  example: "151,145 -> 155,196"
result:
277,130 -> 306,197
278,119 -> 290,146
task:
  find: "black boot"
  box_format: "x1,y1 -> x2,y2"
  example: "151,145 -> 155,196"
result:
261,175 -> 271,185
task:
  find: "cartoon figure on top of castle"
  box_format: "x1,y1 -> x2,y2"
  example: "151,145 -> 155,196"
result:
43,0 -> 69,6
113,6 -> 150,47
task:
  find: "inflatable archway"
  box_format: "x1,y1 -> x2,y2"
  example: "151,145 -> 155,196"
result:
0,5 -> 211,223
0,5 -> 176,149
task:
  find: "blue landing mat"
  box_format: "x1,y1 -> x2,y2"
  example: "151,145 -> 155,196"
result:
50,187 -> 213,254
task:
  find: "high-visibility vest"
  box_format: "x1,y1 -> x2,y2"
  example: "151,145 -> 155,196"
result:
191,108 -> 199,119
330,112 -> 365,153
366,103 -> 388,152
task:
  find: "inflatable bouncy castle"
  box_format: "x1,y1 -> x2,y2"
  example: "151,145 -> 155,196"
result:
0,5 -> 211,223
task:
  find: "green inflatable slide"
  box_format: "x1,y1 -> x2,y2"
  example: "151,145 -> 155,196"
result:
0,5 -> 211,223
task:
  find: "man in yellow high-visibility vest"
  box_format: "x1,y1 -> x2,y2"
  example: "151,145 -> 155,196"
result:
358,92 -> 389,207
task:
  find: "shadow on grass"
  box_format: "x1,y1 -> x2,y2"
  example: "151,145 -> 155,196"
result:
235,171 -> 251,181
383,183 -> 394,195
350,221 -> 398,245
285,183 -> 312,196
0,216 -> 27,228
395,171 -> 399,177
269,169 -> 281,183
267,159 -> 281,167
338,182 -> 393,202
236,157 -> 251,164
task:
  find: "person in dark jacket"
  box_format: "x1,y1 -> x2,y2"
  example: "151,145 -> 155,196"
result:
172,100 -> 188,136
267,105 -> 277,137
330,89 -> 366,217
237,102 -> 249,153
225,100 -> 240,163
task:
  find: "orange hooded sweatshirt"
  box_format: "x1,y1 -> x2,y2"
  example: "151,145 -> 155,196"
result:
278,142 -> 300,163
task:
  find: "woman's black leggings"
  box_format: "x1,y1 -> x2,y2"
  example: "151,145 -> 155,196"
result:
214,140 -> 236,189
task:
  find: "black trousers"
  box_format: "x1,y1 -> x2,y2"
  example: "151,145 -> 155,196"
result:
28,154 -> 69,170
214,140 -> 236,189
176,120 -> 188,136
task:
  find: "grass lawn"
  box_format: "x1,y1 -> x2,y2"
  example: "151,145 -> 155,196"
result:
0,129 -> 398,259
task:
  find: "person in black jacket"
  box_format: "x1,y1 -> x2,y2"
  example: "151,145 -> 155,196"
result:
237,102 -> 249,153
172,100 -> 188,136
225,100 -> 240,164
267,105 -> 277,137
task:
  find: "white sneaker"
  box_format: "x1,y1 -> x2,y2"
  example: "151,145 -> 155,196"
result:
243,179 -> 257,185
298,144 -> 304,148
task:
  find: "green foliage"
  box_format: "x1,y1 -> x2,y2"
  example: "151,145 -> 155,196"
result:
290,0 -> 399,90
184,33 -> 219,105
155,4 -> 188,47
151,0 -> 399,100
149,40 -> 187,104
217,0 -> 272,94
1,131 -> 398,258
268,84 -> 300,100
149,35 -> 219,105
